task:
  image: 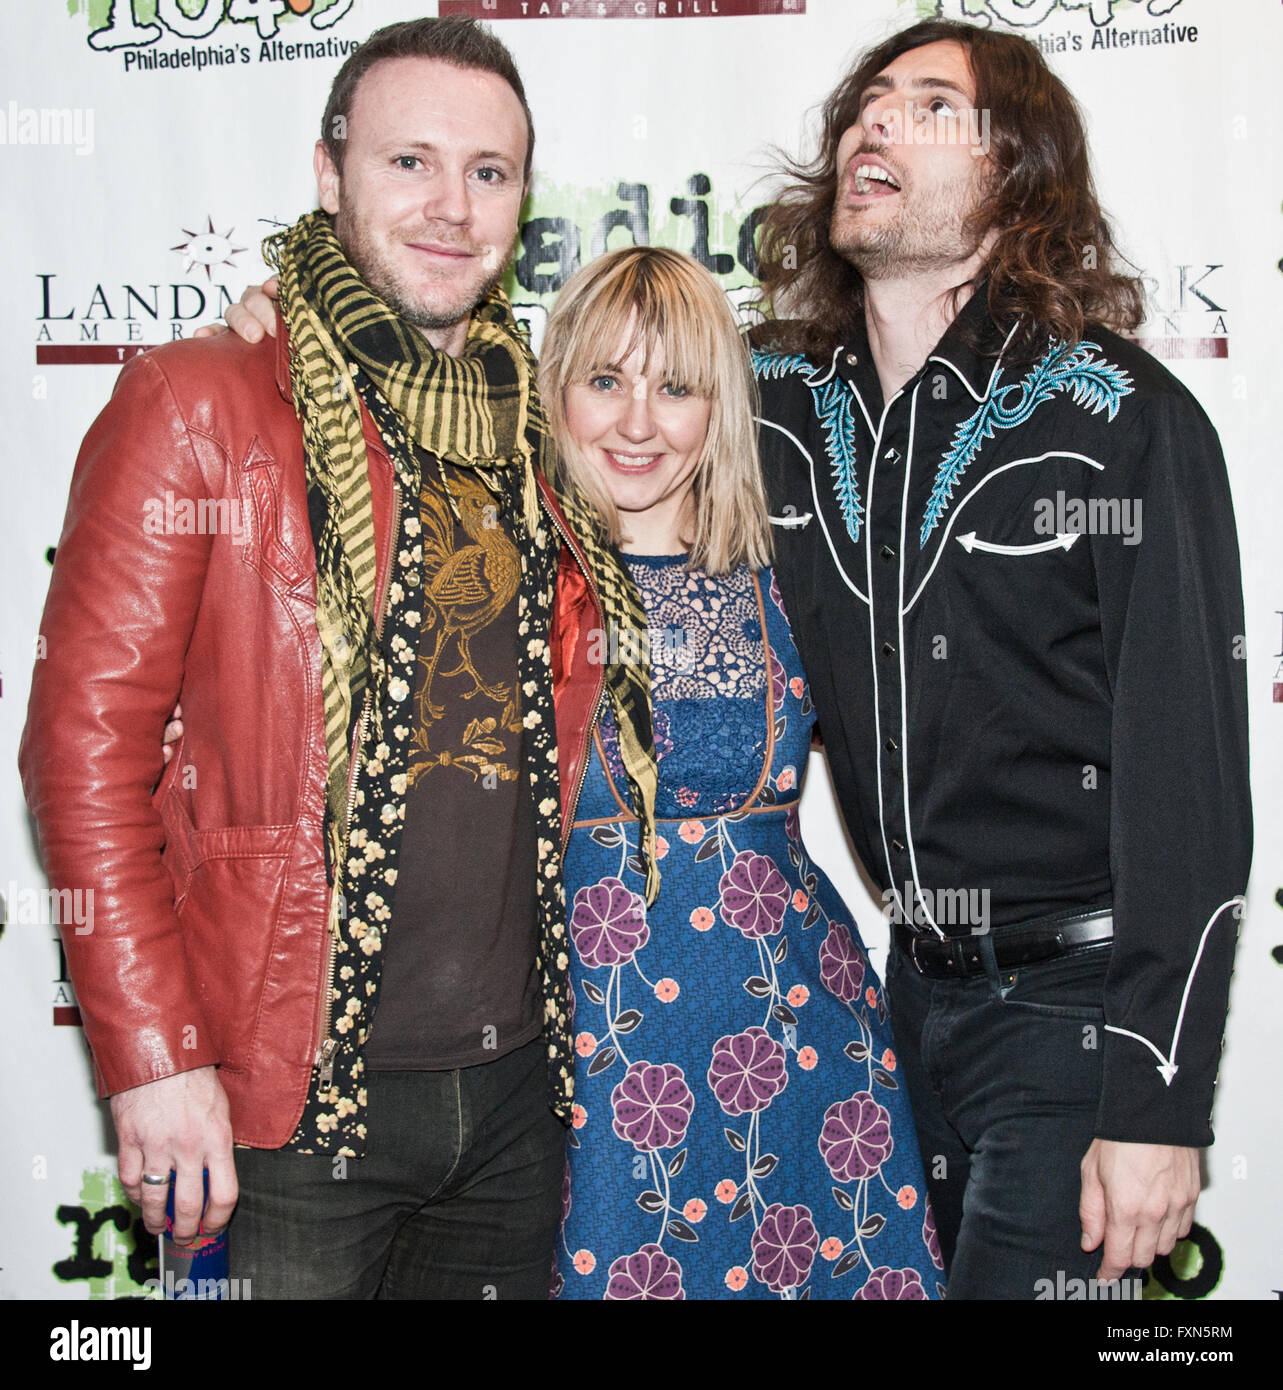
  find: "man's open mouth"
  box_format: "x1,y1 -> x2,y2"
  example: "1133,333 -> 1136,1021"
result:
852,162 -> 902,196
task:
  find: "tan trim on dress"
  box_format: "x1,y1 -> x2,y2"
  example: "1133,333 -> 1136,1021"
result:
571,800 -> 800,831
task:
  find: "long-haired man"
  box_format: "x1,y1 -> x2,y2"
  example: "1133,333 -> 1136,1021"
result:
753,18 -> 1251,1299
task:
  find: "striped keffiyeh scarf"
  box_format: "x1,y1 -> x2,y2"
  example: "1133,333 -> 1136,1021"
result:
265,212 -> 659,1144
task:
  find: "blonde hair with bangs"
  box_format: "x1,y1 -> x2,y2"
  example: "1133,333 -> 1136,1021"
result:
539,246 -> 770,575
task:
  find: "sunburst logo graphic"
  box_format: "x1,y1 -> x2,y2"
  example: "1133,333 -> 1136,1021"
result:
171,217 -> 246,282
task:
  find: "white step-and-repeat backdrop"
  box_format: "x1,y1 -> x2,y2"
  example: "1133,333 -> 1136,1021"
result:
2,0 -> 1279,1300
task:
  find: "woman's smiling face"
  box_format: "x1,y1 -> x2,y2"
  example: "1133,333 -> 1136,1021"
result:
562,314 -> 713,555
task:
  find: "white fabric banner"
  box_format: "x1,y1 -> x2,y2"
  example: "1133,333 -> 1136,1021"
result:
1,0 -> 1277,1301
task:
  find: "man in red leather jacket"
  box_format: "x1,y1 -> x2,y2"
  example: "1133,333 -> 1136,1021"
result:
20,17 -> 606,1300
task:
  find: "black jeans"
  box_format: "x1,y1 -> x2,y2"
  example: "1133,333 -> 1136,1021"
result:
228,1038 -> 565,1299
887,936 -> 1118,1300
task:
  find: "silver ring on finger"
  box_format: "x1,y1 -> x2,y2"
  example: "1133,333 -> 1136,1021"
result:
141,1172 -> 170,1185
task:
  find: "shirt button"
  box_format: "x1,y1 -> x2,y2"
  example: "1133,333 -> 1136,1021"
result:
885,737 -> 899,753
845,352 -> 858,366
880,641 -> 896,658
891,839 -> 906,854
880,545 -> 896,562
883,447 -> 900,463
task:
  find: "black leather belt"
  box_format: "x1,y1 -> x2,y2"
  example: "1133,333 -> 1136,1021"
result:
894,909 -> 1113,979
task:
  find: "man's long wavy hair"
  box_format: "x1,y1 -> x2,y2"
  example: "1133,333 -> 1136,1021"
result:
752,19 -> 1145,361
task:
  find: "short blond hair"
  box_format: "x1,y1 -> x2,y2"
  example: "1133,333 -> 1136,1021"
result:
539,246 -> 770,575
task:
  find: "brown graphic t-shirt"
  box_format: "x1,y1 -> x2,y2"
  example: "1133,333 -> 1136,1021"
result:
364,457 -> 541,1070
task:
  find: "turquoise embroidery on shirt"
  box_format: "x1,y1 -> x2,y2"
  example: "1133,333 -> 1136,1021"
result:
920,339 -> 1134,547
753,349 -> 864,545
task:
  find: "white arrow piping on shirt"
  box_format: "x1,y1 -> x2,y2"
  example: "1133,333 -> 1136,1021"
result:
1104,897 -> 1245,1086
904,451 -> 1105,616
757,415 -> 869,606
956,531 -> 1081,555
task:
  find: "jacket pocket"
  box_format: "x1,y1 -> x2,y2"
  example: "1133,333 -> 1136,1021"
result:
173,825 -> 294,1072
990,944 -> 1111,1020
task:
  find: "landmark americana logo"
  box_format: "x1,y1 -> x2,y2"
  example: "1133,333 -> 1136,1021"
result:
34,219 -> 245,366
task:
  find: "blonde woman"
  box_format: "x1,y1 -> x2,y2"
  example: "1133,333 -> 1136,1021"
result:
209,248 -> 940,1300
540,248 -> 939,1300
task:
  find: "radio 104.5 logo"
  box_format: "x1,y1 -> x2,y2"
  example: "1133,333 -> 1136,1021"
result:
81,0 -> 355,52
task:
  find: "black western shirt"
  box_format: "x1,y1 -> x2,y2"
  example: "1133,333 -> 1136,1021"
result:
754,296 -> 1251,1146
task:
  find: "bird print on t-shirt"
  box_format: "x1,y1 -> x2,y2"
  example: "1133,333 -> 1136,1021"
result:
407,470 -> 522,788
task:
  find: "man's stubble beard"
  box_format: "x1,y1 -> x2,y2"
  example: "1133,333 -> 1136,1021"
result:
335,204 -> 517,333
829,159 -> 990,282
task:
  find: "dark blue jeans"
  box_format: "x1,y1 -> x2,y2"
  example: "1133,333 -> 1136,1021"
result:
886,935 -> 1116,1300
228,1038 -> 564,1299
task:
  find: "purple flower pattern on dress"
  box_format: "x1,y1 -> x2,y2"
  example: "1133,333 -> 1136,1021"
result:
718,850 -> 789,938
818,921 -> 866,1003
603,1243 -> 686,1300
611,1061 -> 694,1152
570,877 -> 649,969
769,569 -> 785,616
769,651 -> 786,712
750,1204 -> 819,1293
923,1200 -> 944,1270
852,1266 -> 928,1300
818,1091 -> 893,1182
554,559 -> 940,1299
708,1026 -> 789,1116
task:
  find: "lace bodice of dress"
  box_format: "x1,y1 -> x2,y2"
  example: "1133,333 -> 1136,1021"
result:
597,555 -> 775,819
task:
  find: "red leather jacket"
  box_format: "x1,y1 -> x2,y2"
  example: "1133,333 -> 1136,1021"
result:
19,320 -> 604,1148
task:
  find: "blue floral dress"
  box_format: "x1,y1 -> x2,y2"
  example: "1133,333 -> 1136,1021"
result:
553,556 -> 944,1300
